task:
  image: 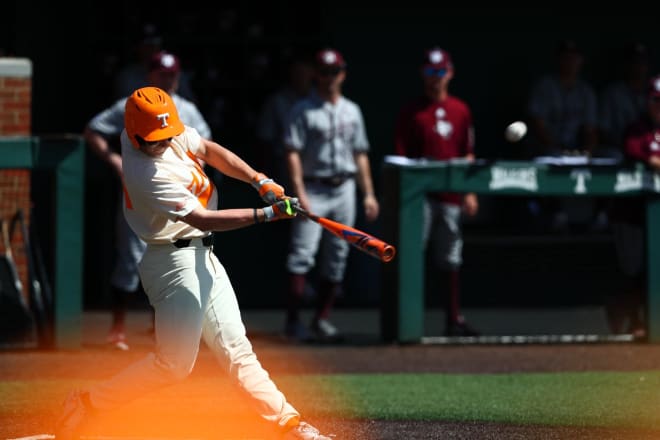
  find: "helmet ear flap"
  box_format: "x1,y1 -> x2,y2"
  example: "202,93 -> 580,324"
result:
125,87 -> 184,148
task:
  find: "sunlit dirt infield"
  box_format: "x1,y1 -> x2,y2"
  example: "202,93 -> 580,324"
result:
4,310 -> 660,440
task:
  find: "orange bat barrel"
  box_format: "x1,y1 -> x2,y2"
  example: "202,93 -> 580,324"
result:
316,216 -> 397,263
293,206 -> 396,262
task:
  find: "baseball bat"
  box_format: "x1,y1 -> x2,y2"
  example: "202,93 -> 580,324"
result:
0,217 -> 36,344
293,206 -> 396,263
1,219 -> 25,303
11,209 -> 52,346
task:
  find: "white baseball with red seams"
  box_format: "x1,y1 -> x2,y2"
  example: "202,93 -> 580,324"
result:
505,121 -> 527,142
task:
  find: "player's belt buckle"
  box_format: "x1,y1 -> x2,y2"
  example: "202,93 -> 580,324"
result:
173,235 -> 214,248
305,174 -> 354,187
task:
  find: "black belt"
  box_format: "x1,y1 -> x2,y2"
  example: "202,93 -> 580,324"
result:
173,235 -> 214,248
304,174 -> 354,187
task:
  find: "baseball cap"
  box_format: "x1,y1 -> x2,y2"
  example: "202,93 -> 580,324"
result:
422,47 -> 453,70
148,51 -> 180,73
315,48 -> 346,69
648,75 -> 660,98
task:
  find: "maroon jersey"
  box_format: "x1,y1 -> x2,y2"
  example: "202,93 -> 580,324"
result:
394,95 -> 475,205
611,116 -> 660,225
624,117 -> 660,162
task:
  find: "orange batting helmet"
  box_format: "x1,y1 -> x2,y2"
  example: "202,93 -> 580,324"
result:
125,86 -> 184,148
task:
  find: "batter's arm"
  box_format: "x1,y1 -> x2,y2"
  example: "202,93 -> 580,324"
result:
180,200 -> 297,232
181,206 -> 262,231
195,138 -> 259,184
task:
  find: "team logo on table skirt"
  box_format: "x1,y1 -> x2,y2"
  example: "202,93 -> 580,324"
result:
614,169 -> 644,192
489,166 -> 538,191
570,169 -> 591,194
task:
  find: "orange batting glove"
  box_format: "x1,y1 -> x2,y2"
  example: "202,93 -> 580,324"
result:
251,172 -> 285,204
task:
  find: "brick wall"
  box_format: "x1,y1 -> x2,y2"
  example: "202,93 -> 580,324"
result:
0,58 -> 32,300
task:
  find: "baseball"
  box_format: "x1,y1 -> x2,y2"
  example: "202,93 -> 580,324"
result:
504,121 -> 527,143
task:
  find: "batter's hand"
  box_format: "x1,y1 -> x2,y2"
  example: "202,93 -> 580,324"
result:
251,172 -> 285,204
263,198 -> 299,222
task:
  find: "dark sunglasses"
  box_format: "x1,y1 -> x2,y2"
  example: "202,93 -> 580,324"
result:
319,67 -> 343,77
423,67 -> 448,78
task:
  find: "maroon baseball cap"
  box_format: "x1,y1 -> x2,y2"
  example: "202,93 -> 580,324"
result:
149,51 -> 180,73
315,48 -> 346,69
422,47 -> 453,70
649,75 -> 660,98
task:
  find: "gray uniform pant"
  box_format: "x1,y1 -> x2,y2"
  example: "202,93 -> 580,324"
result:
423,199 -> 463,271
286,179 -> 356,282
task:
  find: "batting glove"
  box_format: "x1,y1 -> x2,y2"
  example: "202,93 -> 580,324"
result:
263,198 -> 298,222
251,172 -> 285,204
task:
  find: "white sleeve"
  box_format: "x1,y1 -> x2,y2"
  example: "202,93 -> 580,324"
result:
182,126 -> 203,155
352,104 -> 370,152
284,105 -> 306,151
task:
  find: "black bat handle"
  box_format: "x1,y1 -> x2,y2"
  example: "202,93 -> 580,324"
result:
293,205 -> 320,222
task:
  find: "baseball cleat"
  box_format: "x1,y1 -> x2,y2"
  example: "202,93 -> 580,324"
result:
106,330 -> 129,351
283,421 -> 334,440
310,319 -> 343,343
446,319 -> 480,337
54,390 -> 92,440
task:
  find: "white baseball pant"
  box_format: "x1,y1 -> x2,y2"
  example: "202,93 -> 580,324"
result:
88,238 -> 300,428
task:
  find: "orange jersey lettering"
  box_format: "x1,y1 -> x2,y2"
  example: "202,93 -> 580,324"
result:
186,151 -> 213,207
122,180 -> 133,210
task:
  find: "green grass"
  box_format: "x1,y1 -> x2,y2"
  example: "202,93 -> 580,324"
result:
278,370 -> 660,429
3,370 -> 660,430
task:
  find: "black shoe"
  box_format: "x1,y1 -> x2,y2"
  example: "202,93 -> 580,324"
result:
284,320 -> 314,343
446,320 -> 480,337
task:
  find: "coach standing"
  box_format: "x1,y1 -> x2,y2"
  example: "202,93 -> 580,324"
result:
283,48 -> 380,343
394,46 -> 480,337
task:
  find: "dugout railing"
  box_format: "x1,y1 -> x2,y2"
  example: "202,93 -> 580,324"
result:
381,156 -> 660,344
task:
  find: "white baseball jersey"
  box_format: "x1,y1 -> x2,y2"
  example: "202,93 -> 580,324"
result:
120,126 -> 217,244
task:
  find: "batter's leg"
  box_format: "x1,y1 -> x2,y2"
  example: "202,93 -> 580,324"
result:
202,252 -> 301,428
88,244 -> 206,410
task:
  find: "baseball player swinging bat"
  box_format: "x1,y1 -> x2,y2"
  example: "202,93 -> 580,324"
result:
293,205 -> 396,263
